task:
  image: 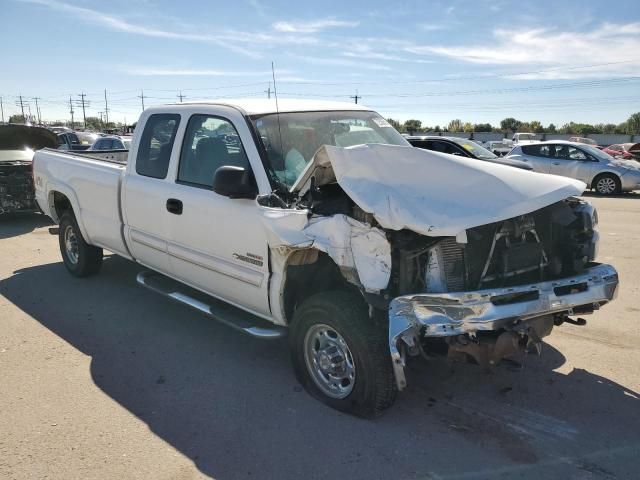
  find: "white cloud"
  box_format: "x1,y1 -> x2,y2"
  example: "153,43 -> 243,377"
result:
404,22 -> 640,78
16,0 -> 320,57
287,54 -> 391,71
273,18 -> 359,33
120,66 -> 284,76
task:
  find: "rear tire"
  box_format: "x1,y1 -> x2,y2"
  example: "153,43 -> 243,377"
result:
289,291 -> 396,418
58,212 -> 103,277
593,173 -> 620,195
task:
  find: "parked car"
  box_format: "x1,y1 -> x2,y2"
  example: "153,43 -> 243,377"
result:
89,136 -> 127,150
33,99 -> 618,417
406,135 -> 532,170
76,131 -> 102,146
57,132 -> 90,151
506,140 -> 640,195
512,132 -> 539,144
0,124 -> 56,214
602,143 -> 640,161
49,126 -> 73,135
484,140 -> 513,156
568,137 -> 598,146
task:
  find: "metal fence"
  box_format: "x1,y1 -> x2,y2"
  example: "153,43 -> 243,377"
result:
417,132 -> 640,146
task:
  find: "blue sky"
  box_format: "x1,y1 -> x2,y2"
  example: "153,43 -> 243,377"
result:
2,0 -> 639,127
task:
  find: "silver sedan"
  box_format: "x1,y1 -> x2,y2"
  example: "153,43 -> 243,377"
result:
506,140 -> 640,195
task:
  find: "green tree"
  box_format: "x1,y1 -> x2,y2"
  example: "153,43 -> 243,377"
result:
500,117 -> 521,132
403,119 -> 422,134
547,123 -> 557,133
462,122 -> 474,133
447,119 -> 463,132
529,121 -> 544,133
9,114 -> 26,124
625,112 -> 640,134
434,125 -> 441,133
473,123 -> 493,132
386,118 -> 404,132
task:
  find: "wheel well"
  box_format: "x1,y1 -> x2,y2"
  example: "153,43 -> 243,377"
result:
591,172 -> 619,189
282,251 -> 360,324
51,191 -> 73,220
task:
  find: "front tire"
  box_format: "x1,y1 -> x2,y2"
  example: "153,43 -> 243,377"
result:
58,212 -> 103,277
593,173 -> 620,195
290,291 -> 396,418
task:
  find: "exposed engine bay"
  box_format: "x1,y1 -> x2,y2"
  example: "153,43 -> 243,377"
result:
0,162 -> 38,214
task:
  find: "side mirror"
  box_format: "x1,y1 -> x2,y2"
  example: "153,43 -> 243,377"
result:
213,166 -> 257,199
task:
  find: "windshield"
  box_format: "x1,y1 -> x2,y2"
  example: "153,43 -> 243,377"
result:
580,144 -> 617,162
251,111 -> 409,186
518,134 -> 536,140
451,138 -> 498,160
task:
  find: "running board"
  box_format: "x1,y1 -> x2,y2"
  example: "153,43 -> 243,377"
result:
136,270 -> 286,339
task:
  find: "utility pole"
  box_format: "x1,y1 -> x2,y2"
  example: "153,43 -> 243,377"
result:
177,91 -> 185,102
0,97 -> 4,123
18,95 -> 26,120
265,82 -> 272,99
78,93 -> 87,129
104,89 -> 109,126
33,97 -> 41,124
69,95 -> 75,128
139,89 -> 146,111
27,104 -> 33,123
350,90 -> 361,104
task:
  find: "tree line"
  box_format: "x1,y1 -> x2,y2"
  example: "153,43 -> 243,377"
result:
387,112 -> 640,135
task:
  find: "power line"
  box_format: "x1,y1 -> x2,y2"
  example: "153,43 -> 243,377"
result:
177,91 -> 186,102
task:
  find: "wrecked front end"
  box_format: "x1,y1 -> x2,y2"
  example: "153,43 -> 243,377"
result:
267,143 -> 620,391
0,160 -> 38,215
387,200 -> 618,390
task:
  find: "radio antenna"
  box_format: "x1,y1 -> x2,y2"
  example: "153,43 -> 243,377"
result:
271,61 -> 284,171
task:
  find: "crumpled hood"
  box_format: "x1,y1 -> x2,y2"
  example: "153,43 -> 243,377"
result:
609,159 -> 640,171
292,143 -> 586,237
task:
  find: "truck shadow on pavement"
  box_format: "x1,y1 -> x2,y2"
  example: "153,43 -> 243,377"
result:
1,257 -> 639,480
0,213 -> 52,239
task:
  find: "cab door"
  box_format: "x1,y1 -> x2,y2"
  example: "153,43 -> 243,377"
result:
122,113 -> 182,275
164,110 -> 271,317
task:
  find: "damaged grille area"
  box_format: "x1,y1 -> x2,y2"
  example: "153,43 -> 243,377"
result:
0,163 -> 37,214
389,198 -> 600,296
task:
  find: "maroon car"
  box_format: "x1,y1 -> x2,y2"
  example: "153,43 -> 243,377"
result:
602,143 -> 640,161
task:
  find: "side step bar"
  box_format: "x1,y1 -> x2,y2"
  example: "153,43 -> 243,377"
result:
136,270 -> 286,340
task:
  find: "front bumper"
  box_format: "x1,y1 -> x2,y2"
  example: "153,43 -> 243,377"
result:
389,263 -> 619,390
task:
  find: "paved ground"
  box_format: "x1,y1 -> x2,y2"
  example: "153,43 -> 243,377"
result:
1,195 -> 639,480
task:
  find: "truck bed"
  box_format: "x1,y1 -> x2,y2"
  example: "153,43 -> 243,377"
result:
33,148 -> 130,258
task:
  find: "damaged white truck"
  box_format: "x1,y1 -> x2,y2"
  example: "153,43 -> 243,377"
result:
33,100 -> 619,417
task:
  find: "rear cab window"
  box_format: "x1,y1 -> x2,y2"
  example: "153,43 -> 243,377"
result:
136,114 -> 181,179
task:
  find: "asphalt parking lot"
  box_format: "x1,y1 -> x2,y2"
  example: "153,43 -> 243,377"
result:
1,194 -> 639,480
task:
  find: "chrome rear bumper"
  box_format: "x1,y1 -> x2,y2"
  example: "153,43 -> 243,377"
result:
389,263 -> 619,390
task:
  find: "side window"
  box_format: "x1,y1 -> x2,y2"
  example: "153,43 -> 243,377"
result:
522,145 -> 549,157
177,114 -> 250,189
429,141 -> 450,153
410,140 -> 428,149
568,147 -> 587,160
136,114 -> 180,179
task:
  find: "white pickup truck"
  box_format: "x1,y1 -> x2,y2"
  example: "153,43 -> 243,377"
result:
34,99 -> 619,417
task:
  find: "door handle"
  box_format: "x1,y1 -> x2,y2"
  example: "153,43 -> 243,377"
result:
166,198 -> 183,215
553,162 -> 560,165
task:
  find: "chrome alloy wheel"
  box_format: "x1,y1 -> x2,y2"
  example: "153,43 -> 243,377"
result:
596,177 -> 617,195
303,324 -> 356,399
64,225 -> 79,264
